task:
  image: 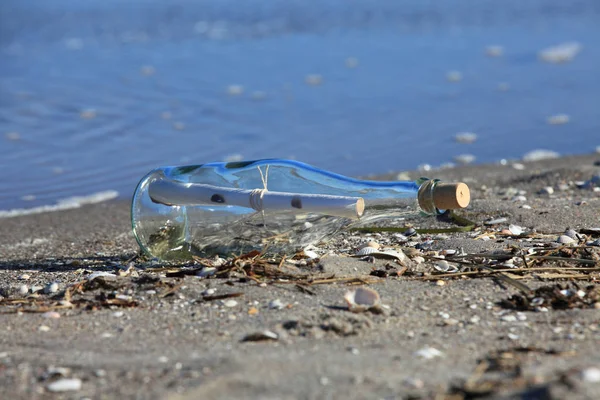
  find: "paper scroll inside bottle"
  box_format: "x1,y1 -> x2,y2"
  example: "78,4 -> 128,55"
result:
148,179 -> 365,220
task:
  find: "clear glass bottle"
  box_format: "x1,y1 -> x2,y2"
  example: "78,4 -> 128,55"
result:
131,159 -> 470,260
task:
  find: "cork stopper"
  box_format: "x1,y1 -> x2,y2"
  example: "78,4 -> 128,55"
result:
432,182 -> 470,210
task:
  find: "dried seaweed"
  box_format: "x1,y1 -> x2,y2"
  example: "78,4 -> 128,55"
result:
499,284 -> 599,310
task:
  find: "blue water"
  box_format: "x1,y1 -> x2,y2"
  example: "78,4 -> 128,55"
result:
1,0 -> 599,211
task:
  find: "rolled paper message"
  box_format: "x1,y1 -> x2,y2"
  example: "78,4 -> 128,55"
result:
148,179 -> 365,220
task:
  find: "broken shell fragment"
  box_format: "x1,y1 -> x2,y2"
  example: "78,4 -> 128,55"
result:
344,287 -> 381,313
241,330 -> 279,342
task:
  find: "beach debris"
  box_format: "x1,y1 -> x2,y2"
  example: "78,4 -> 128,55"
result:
18,285 -> 29,296
508,224 -> 524,236
581,367 -> 600,383
485,217 -> 508,225
140,65 -> 155,76
414,346 -> 444,359
454,154 -> 476,165
268,299 -> 285,310
344,287 -> 382,313
44,282 -> 59,294
17,274 -> 30,281
446,70 -> 462,82
500,284 -> 599,311
454,132 -> 478,144
221,299 -> 238,308
226,84 -> 244,96
302,249 -> 319,260
241,330 -> 279,342
538,41 -> 582,63
79,108 -> 97,119
345,57 -> 359,68
434,260 -> 459,273
556,235 -> 576,245
305,74 -> 323,86
485,45 -> 504,57
354,248 -> 407,263
522,149 -> 560,162
5,131 -> 21,141
47,378 -> 82,392
547,113 -> 570,125
42,311 -> 61,319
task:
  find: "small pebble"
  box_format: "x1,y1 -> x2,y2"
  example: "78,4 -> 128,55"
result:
18,285 -> 29,296
42,311 -> 60,319
305,74 -> 323,86
547,114 -> 570,125
485,217 -> 508,225
79,109 -> 97,119
581,367 -> 600,383
226,85 -> 244,96
47,378 -> 82,392
17,274 -> 30,281
241,330 -> 279,342
44,282 -> 59,294
523,149 -> 560,162
454,132 -> 478,144
345,57 -> 359,68
222,300 -> 238,308
5,131 -> 21,141
512,195 -> 527,202
454,154 -> 476,165
485,45 -> 504,57
268,299 -> 285,310
539,186 -> 554,195
446,70 -> 462,82
39,325 -> 51,332
202,288 -> 216,296
414,346 -> 444,359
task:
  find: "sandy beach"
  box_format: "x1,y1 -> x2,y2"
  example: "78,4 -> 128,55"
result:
1,154 -> 599,399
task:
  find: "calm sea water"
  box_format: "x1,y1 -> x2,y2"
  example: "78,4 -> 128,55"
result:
1,0 -> 599,212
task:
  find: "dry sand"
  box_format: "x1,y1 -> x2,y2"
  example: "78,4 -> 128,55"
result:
1,154 -> 599,399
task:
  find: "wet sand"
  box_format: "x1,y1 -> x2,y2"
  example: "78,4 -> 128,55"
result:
1,154 -> 599,399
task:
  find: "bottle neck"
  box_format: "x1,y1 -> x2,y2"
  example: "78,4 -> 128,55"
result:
417,178 -> 444,215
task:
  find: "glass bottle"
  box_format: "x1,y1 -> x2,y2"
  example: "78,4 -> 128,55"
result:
131,159 -> 470,260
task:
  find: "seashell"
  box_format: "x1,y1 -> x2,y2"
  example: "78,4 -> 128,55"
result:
303,250 -> 319,259
564,229 -> 578,239
414,346 -> 444,359
522,149 -> 560,162
198,267 -> 217,277
241,330 -> 279,342
434,260 -> 459,273
404,227 -> 418,237
508,224 -> 523,236
344,287 -> 381,312
485,217 -> 507,225
454,154 -> 476,165
556,235 -> 576,244
47,378 -> 82,392
454,132 -> 478,144
355,246 -> 378,256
